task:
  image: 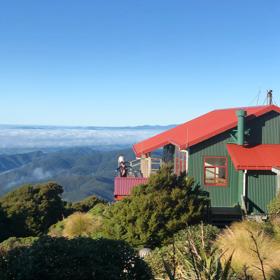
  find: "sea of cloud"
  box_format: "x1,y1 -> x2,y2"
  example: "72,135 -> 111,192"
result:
0,125 -> 171,150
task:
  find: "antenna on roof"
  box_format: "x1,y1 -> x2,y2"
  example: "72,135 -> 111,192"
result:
267,90 -> 273,105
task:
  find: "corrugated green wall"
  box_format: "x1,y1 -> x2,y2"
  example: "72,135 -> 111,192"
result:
188,132 -> 239,207
247,171 -> 276,214
247,111 -> 280,144
246,111 -> 280,213
188,111 -> 280,210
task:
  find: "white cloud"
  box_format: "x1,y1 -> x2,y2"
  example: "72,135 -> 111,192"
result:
32,168 -> 52,180
0,125 -> 168,149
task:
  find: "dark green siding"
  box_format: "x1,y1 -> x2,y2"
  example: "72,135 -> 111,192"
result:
247,171 -> 276,214
188,132 -> 239,207
247,111 -> 280,144
188,111 -> 280,210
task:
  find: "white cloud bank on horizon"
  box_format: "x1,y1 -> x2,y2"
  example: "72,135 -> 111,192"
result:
0,125 -> 170,149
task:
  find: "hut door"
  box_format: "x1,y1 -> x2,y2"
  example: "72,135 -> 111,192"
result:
247,171 -> 276,214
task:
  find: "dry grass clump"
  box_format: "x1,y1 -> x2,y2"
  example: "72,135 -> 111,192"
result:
271,216 -> 280,242
62,212 -> 100,238
216,221 -> 280,279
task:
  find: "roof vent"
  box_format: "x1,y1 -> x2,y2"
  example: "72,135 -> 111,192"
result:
267,90 -> 273,105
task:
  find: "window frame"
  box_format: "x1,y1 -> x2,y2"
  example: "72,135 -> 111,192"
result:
203,156 -> 228,187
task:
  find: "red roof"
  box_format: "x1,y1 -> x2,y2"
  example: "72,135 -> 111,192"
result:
133,105 -> 280,157
114,177 -> 148,196
227,144 -> 280,170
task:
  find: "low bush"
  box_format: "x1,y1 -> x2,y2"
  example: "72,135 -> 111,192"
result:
0,236 -> 152,280
0,205 -> 9,242
174,223 -> 219,251
64,196 -> 106,216
145,224 -> 221,279
48,219 -> 65,237
0,237 -> 37,252
88,202 -> 111,217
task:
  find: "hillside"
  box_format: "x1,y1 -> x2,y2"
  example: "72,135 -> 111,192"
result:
0,148 -> 135,201
0,151 -> 44,173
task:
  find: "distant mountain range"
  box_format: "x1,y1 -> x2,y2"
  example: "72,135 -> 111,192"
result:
0,148 -> 136,201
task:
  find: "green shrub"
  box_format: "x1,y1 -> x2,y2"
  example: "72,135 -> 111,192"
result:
0,205 -> 9,242
0,237 -> 37,252
0,182 -> 64,238
48,219 -> 65,237
88,202 -> 111,217
0,236 -> 152,280
145,224 -> 221,279
64,196 -> 106,216
88,203 -> 112,239
103,166 -> 208,248
174,223 -> 219,252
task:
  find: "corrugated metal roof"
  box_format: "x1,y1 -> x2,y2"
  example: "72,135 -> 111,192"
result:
114,177 -> 148,196
133,105 -> 280,157
227,144 -> 280,170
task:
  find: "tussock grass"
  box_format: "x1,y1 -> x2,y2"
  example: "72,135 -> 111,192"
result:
62,212 -> 99,238
271,216 -> 280,242
216,221 -> 280,279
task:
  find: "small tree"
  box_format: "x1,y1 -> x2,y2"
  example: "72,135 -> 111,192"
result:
0,182 -> 64,237
104,166 -> 208,248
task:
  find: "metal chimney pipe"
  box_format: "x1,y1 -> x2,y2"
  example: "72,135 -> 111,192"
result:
236,110 -> 246,146
236,109 -> 247,208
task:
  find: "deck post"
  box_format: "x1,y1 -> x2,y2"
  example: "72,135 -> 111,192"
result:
238,170 -> 243,207
140,154 -> 149,178
242,170 -> 248,213
272,167 -> 280,195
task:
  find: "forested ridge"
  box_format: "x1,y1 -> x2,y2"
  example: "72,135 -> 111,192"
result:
0,148 -> 135,201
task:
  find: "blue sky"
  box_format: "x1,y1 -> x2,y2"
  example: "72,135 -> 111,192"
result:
0,0 -> 279,126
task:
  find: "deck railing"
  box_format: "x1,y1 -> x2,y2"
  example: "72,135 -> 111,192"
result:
129,157 -> 162,178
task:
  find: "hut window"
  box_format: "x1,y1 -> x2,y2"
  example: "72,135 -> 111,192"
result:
204,157 -> 227,186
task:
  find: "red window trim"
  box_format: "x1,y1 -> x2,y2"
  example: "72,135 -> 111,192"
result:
203,156 -> 228,187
